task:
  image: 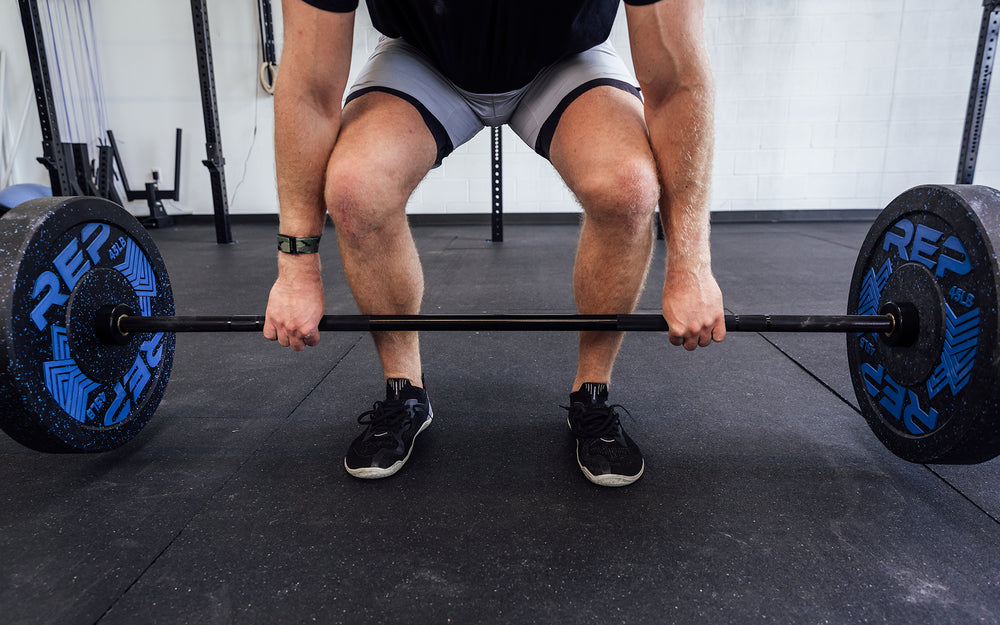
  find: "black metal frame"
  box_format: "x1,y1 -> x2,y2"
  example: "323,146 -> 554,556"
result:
190,0 -> 233,244
491,126 -> 503,242
19,1 -> 121,202
18,0 -> 231,240
957,0 -> 999,184
107,129 -> 182,228
18,0 -> 71,196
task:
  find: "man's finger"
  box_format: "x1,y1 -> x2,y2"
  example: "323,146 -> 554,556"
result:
713,324 -> 726,343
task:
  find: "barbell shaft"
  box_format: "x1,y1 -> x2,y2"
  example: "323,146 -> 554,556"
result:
115,313 -> 896,335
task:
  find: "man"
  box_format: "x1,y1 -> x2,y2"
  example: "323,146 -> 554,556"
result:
263,0 -> 726,487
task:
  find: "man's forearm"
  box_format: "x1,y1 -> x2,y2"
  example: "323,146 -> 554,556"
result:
274,89 -> 342,239
646,80 -> 715,272
272,4 -> 355,240
625,0 -> 716,272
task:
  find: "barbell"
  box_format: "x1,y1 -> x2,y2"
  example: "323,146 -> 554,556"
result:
0,185 -> 998,464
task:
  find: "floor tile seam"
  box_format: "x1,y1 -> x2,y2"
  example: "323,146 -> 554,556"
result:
90,336 -> 366,625
757,330 -> 1000,526
926,466 -> 1000,526
752,329 -> 860,413
791,230 -> 866,252
439,234 -> 462,251
90,525 -> 185,625
276,335 -> 366,421
716,226 -> 865,253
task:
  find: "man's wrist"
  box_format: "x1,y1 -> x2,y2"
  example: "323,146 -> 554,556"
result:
665,249 -> 713,278
277,249 -> 322,280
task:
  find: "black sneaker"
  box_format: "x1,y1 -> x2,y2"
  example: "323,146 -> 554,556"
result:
564,383 -> 644,487
344,378 -> 433,479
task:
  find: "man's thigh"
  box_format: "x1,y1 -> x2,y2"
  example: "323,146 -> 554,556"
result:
547,86 -> 656,206
510,39 -> 643,161
329,91 -> 439,207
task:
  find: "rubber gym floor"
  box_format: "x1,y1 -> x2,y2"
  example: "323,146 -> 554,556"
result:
3,217 -> 1000,625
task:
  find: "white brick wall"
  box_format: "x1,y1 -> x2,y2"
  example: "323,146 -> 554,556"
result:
0,0 -> 997,216
705,0 -> 1000,213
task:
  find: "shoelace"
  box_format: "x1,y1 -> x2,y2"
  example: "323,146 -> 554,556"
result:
357,399 -> 412,438
563,402 -> 632,440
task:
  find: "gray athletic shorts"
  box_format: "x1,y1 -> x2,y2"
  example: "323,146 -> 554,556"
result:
345,37 -> 642,165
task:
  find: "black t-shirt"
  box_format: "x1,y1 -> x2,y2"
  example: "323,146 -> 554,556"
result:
302,0 -> 659,93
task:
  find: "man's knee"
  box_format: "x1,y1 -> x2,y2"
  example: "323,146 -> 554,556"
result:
325,162 -> 383,244
324,157 -> 417,245
324,93 -> 436,245
576,155 -> 660,234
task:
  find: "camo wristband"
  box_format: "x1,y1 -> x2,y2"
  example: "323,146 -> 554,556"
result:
276,234 -> 322,254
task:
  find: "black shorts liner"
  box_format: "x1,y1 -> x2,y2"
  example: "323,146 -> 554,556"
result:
345,86 -> 456,165
533,78 -> 641,160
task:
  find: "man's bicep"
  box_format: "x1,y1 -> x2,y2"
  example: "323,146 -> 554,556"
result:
624,0 -> 710,104
280,0 -> 356,103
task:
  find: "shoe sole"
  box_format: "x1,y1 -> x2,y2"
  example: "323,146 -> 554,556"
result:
577,447 -> 644,487
569,417 -> 644,487
344,412 -> 433,480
